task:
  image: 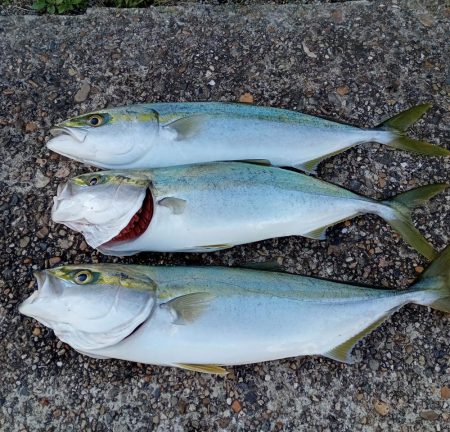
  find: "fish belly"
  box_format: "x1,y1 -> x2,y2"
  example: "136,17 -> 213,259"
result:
91,293 -> 409,366
148,117 -> 392,168
102,185 -> 370,254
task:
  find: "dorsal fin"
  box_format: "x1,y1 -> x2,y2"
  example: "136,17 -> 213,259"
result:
240,159 -> 272,166
239,261 -> 283,272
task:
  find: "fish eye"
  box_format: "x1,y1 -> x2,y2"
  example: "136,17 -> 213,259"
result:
89,176 -> 99,186
74,270 -> 93,285
87,114 -> 104,127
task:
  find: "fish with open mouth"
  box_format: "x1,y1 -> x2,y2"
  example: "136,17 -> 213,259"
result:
47,102 -> 449,171
18,247 -> 450,374
51,162 -> 447,259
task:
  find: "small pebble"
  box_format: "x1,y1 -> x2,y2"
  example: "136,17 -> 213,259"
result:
373,400 -> 389,416
25,122 -> 38,132
440,386 -> 450,400
420,410 -> 439,421
239,93 -> 254,104
231,400 -> 242,413
35,170 -> 50,188
49,257 -> 61,266
74,83 -> 91,103
36,227 -> 49,239
336,86 -> 350,96
19,236 -> 30,248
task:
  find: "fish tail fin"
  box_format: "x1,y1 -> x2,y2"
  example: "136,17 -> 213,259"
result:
380,184 -> 448,260
413,245 -> 450,313
379,104 -> 450,156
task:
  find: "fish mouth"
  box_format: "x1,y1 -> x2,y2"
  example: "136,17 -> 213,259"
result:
47,127 -> 90,162
19,271 -> 45,314
106,188 -> 154,244
18,290 -> 39,316
50,127 -> 88,143
18,271 -> 53,325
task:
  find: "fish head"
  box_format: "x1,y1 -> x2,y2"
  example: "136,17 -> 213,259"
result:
19,264 -> 157,351
47,106 -> 160,167
52,171 -> 153,248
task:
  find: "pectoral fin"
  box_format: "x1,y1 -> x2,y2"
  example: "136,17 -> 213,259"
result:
164,115 -> 208,140
163,292 -> 215,324
158,197 -> 187,215
176,363 -> 228,375
324,315 -> 392,364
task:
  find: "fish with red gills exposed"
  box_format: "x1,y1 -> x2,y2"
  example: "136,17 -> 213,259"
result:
51,162 -> 447,259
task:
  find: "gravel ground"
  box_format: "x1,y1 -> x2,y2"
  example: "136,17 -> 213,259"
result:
1,1 -> 450,431
0,1 -> 361,18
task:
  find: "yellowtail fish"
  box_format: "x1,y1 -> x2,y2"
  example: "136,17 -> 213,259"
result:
47,102 -> 449,171
51,162 -> 447,259
19,247 -> 450,374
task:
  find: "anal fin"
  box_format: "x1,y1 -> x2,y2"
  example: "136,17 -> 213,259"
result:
324,314 -> 392,364
297,144 -> 357,174
196,243 -> 233,251
176,363 -> 229,375
303,226 -> 329,240
75,349 -> 110,360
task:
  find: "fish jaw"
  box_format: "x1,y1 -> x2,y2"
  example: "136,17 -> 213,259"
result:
51,181 -> 150,249
19,271 -> 64,328
47,127 -> 93,162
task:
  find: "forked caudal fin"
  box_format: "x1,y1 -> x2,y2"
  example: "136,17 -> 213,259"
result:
379,104 -> 450,156
381,184 -> 448,260
413,244 -> 450,313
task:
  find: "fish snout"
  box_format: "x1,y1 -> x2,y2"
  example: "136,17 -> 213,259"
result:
52,185 -> 81,223
47,128 -> 90,160
50,127 -> 88,143
19,271 -> 51,316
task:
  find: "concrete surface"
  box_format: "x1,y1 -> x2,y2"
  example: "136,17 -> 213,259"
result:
0,1 -> 449,431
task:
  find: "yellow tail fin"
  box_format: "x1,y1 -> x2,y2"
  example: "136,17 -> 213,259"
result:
413,245 -> 450,313
380,104 -> 450,156
382,184 -> 448,260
